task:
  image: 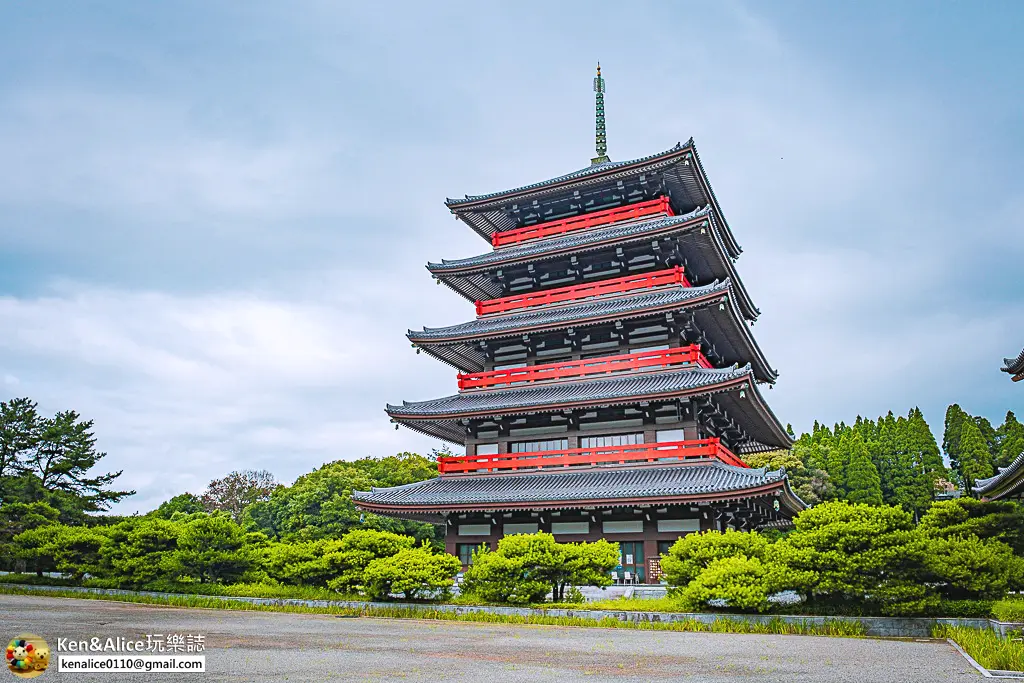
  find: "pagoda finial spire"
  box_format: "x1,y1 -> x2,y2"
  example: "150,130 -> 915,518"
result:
591,62 -> 610,165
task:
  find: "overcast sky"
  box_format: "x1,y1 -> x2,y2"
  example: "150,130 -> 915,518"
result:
1,1 -> 1022,513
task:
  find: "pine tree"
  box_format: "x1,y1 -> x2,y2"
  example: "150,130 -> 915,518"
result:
959,419 -> 995,495
27,411 -> 133,511
844,431 -> 883,506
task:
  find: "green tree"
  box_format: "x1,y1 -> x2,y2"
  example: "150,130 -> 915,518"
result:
200,470 -> 278,521
460,534 -> 618,604
824,432 -> 848,495
168,515 -> 254,584
15,524 -> 109,581
919,498 -> 1024,554
925,535 -> 1024,600
943,404 -> 969,474
908,407 -> 946,478
843,432 -> 883,506
677,556 -> 781,613
974,416 -> 1000,463
362,547 -> 461,601
25,410 -> 133,511
242,457 -> 437,543
660,529 -> 769,587
323,529 -> 415,593
0,501 -> 60,571
744,449 -> 832,505
99,517 -> 180,587
151,493 -> 205,519
0,398 -> 39,483
996,411 -> 1024,469
460,546 -> 548,606
959,420 -> 995,494
773,501 -> 932,615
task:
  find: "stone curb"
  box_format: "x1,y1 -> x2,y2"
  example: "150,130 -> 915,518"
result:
946,638 -> 1024,679
3,582 -> 1022,639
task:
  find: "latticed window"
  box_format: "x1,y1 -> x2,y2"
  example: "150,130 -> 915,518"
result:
457,543 -> 485,566
510,439 -> 568,454
580,433 -> 644,448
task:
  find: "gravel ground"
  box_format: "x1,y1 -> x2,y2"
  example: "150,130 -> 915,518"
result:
1,594 -> 977,682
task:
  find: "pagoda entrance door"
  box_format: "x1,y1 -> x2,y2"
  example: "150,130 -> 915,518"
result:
617,541 -> 645,584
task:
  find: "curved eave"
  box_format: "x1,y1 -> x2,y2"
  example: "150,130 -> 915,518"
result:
408,281 -> 778,383
386,367 -> 791,451
1002,347 -> 1024,379
973,451 -> 1024,500
446,143 -> 688,209
445,139 -> 742,260
426,206 -> 759,321
353,463 -> 804,519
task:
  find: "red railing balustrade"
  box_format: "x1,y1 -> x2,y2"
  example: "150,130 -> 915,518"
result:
458,344 -> 712,391
438,438 -> 747,474
476,266 -> 689,316
492,196 -> 674,248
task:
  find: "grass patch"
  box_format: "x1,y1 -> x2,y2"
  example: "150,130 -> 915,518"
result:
0,584 -> 864,637
993,597 -> 1024,623
547,596 -> 683,612
0,574 -> 360,602
934,624 -> 1024,672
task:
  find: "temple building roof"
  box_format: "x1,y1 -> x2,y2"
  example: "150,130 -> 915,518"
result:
445,140 -> 742,259
1003,348 -> 1024,381
409,280 -> 778,383
973,450 -> 1024,500
428,205 -> 760,321
352,459 -> 806,520
386,363 -> 791,450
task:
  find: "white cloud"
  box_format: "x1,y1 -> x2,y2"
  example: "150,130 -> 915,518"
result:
0,1 -> 1020,513
0,274 -> 461,512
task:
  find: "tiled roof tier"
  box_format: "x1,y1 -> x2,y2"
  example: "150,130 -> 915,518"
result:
408,280 -> 778,383
973,451 -> 1024,500
352,459 -> 806,520
386,364 -> 791,451
427,205 -> 760,321
445,140 -> 741,259
1003,348 -> 1024,381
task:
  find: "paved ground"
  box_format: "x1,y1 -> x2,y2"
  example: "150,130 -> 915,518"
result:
1,594 -> 977,682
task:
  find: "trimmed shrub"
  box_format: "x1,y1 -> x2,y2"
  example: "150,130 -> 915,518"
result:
363,547 -> 461,601
677,556 -> 778,613
324,529 -> 415,593
925,535 -> 1024,600
167,515 -> 255,585
460,533 -> 619,604
459,546 -> 548,606
660,529 -> 769,587
771,501 -> 932,615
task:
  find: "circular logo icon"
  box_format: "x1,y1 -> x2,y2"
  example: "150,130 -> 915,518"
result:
5,634 -> 49,679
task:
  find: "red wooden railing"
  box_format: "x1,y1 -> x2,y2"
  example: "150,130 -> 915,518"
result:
458,345 -> 712,391
492,196 -> 674,247
438,438 -> 747,474
476,266 -> 689,316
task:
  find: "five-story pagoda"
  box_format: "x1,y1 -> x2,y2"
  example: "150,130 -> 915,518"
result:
354,66 -> 804,583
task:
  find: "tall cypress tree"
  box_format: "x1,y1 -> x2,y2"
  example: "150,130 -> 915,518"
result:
996,411 -> 1024,469
825,430 -> 848,496
908,407 -> 945,477
943,404 -> 969,481
959,419 -> 995,495
844,431 -> 883,506
974,416 -> 1000,463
